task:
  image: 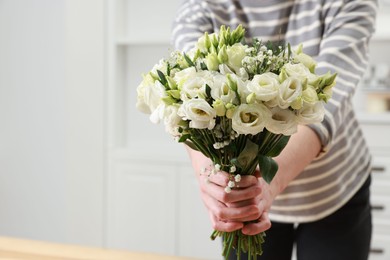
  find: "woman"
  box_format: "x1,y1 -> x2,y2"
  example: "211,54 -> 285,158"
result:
172,0 -> 377,259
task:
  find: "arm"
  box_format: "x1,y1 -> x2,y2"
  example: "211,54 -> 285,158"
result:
308,0 -> 377,151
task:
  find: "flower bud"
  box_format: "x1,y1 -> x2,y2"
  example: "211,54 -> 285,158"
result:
204,32 -> 212,50
225,103 -> 236,119
290,97 -> 303,110
162,96 -> 177,106
246,92 -> 256,104
205,52 -> 219,71
213,99 -> 226,116
302,86 -> 319,104
227,74 -> 238,92
166,76 -> 177,90
217,45 -> 228,64
167,89 -> 181,100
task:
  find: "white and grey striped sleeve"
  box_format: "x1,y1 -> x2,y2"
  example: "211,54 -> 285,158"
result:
308,0 -> 377,151
171,0 -> 214,52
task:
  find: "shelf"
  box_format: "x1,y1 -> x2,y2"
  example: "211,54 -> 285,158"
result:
115,38 -> 171,46
357,112 -> 390,124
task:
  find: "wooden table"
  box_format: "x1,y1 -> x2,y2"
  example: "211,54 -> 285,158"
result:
0,237 -> 199,260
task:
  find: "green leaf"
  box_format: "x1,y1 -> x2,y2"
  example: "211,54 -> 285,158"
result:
166,63 -> 171,76
205,84 -> 211,99
200,62 -> 208,70
258,155 -> 278,184
266,135 -> 290,157
183,140 -> 200,151
183,52 -> 195,67
157,70 -> 168,87
178,134 -> 190,143
232,139 -> 259,170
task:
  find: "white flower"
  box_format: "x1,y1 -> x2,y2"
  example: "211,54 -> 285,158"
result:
210,74 -> 237,104
280,63 -> 311,82
178,99 -> 216,129
215,164 -> 221,171
226,43 -> 247,73
180,70 -> 214,100
232,103 -> 271,135
266,107 -> 298,135
247,72 -> 280,102
173,67 -> 197,88
296,101 -> 325,124
230,165 -> 237,173
234,174 -> 241,182
277,77 -> 303,109
136,73 -> 155,114
228,181 -> 235,188
294,52 -> 317,73
224,186 -> 232,193
163,105 -> 182,136
149,104 -> 165,124
136,77 -> 166,116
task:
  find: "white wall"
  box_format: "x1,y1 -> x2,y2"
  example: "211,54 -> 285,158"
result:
0,0 -> 67,242
0,0 -> 105,247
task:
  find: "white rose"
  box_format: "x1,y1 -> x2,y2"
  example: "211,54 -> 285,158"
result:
280,63 -> 311,82
163,105 -> 182,136
296,101 -> 325,124
149,104 -> 165,124
174,67 -> 197,88
210,74 -> 237,104
232,103 -> 271,135
266,107 -> 298,135
178,99 -> 216,129
226,43 -> 247,73
136,73 -> 155,114
180,70 -> 214,100
278,77 -> 303,109
247,72 -> 280,102
136,78 -> 166,115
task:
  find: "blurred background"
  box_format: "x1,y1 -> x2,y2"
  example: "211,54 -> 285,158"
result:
0,0 -> 390,259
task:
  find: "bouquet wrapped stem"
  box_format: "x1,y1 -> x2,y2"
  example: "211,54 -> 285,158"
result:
136,24 -> 336,259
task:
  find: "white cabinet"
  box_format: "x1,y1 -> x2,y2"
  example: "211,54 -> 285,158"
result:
107,156 -> 223,259
178,165 -> 222,259
107,159 -> 177,255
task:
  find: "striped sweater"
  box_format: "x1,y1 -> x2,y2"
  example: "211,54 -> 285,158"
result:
172,0 -> 377,223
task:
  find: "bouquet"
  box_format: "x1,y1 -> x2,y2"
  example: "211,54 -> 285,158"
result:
136,25 -> 336,259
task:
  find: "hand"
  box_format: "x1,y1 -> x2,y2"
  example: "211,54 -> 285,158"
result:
241,176 -> 274,235
198,169 -> 272,234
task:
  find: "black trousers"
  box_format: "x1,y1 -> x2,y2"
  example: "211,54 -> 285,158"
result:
227,176 -> 372,260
